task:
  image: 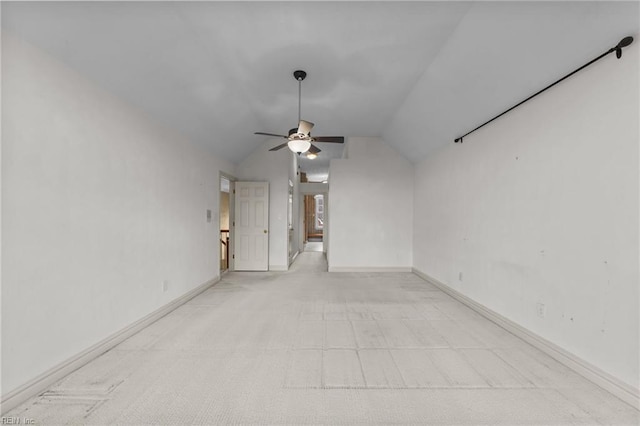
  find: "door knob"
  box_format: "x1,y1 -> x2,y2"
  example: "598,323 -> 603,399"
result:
264,229 -> 268,234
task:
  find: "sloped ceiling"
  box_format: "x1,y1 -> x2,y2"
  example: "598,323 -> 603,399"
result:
2,2 -> 638,165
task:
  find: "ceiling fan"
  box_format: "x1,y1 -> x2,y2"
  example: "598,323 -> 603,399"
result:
254,70 -> 344,156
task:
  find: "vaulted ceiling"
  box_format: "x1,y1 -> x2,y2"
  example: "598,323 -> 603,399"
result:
2,2 -> 638,166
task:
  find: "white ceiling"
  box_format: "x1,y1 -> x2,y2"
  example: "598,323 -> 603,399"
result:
2,2 -> 638,168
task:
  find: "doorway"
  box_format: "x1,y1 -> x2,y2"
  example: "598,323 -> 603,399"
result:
303,194 -> 324,252
219,176 -> 231,272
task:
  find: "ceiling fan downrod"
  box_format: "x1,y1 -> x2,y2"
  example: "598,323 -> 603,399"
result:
294,70 -> 307,125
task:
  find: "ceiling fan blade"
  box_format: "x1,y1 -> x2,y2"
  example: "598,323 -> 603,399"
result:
255,132 -> 288,138
312,136 -> 344,143
269,142 -> 290,152
308,144 -> 321,154
297,120 -> 314,136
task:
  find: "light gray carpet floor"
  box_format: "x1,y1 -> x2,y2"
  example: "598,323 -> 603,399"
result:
7,252 -> 639,425
303,241 -> 323,252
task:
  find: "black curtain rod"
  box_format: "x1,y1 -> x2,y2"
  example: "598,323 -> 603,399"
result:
454,36 -> 634,144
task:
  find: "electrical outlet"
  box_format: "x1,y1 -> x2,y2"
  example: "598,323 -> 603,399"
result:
536,302 -> 546,318
459,272 -> 463,281
163,280 -> 169,292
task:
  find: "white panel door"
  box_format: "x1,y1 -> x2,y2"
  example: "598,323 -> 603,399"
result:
234,181 -> 269,271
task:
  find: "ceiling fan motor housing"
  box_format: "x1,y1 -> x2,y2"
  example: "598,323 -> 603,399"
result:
288,128 -> 309,140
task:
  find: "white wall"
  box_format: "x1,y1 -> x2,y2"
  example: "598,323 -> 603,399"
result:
324,191 -> 330,256
328,137 -> 413,271
413,43 -> 639,389
236,140 -> 295,270
1,33 -> 235,395
299,182 -> 329,195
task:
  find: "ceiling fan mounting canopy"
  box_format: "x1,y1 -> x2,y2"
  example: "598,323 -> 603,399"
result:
254,69 -> 344,154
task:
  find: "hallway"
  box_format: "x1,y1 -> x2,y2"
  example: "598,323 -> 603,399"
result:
7,252 -> 637,424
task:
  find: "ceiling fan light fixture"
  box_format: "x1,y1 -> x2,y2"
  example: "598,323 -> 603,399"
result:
306,152 -> 317,159
288,139 -> 311,154
256,70 -> 344,153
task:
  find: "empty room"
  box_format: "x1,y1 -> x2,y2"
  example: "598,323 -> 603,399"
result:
1,1 -> 639,424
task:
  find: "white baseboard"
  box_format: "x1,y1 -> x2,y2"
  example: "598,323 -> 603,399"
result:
269,265 -> 288,271
1,276 -> 219,415
289,250 -> 299,267
329,266 -> 412,273
412,268 -> 640,410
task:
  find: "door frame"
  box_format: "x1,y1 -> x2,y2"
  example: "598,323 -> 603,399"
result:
299,190 -> 328,253
219,172 -> 236,271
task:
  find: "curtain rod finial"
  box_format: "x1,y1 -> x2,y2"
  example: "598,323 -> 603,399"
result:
617,36 -> 634,49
